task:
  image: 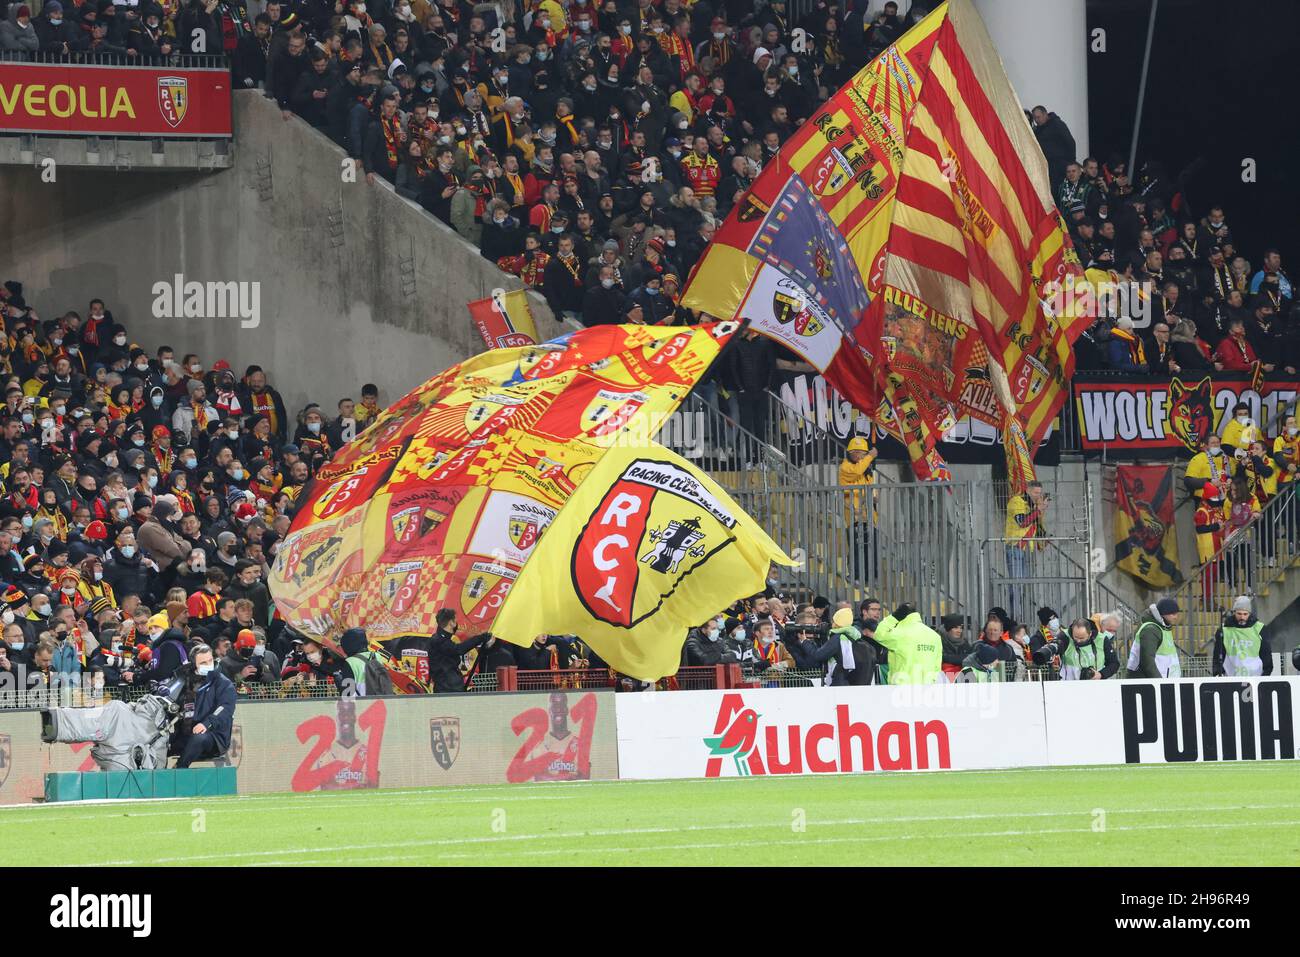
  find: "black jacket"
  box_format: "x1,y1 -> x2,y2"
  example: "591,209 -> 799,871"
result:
232,33 -> 270,88
428,628 -> 488,693
581,284 -> 627,327
480,216 -> 526,263
225,579 -> 271,626
103,549 -> 157,605
192,668 -> 237,752
291,66 -> 335,128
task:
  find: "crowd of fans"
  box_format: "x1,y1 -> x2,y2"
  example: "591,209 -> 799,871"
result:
1,0 -> 1294,703
228,0 -> 927,329
0,280 -> 390,699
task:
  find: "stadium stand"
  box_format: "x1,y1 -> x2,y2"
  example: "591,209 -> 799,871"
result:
0,0 -> 1296,712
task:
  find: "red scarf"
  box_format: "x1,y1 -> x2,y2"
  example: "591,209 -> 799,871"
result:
381,113 -> 402,170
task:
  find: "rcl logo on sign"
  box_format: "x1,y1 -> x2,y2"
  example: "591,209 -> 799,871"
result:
1121,681 -> 1297,763
702,693 -> 952,777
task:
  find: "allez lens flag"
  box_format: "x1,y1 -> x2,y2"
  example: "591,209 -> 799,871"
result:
681,0 -> 1088,485
269,322 -> 738,688
493,443 -> 795,681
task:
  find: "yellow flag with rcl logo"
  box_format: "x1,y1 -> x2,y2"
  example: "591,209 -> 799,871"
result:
492,443 -> 796,681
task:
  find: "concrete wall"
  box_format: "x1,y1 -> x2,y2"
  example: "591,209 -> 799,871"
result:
0,90 -> 561,414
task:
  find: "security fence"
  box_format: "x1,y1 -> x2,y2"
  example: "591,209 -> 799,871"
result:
1164,485 -> 1300,655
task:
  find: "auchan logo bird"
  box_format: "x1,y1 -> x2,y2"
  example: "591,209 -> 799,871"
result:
703,707 -> 761,777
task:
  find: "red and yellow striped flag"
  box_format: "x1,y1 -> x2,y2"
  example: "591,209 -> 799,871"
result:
682,0 -> 1086,481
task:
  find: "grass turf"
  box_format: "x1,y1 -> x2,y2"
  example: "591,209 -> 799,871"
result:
3,762 -> 1297,866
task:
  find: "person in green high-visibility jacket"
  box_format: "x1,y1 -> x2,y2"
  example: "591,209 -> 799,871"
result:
1059,618 -> 1119,680
1124,598 -> 1182,679
871,603 -> 943,685
1212,595 -> 1273,677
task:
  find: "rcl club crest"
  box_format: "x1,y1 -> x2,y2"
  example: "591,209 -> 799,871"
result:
157,76 -> 188,128
581,389 -> 647,437
460,561 -> 516,623
381,561 -> 422,614
430,717 -> 461,770
572,458 -> 730,628
391,505 -> 447,545
772,284 -> 825,338
509,517 -> 539,550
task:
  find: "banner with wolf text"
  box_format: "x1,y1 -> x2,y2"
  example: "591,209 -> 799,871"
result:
269,323 -> 737,681
1072,372 -> 1298,458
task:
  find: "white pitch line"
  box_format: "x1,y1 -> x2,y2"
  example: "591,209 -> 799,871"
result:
68,803 -> 1300,867
220,817 -> 1300,867
0,792 -> 577,825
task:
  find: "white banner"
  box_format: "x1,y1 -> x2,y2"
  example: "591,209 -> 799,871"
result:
615,683 -> 1050,779
1044,677 -> 1300,766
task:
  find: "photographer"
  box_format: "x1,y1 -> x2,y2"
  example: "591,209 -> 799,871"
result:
1042,618 -> 1119,680
280,631 -> 348,687
125,619 -> 189,687
1031,606 -> 1065,671
781,614 -> 836,673
220,628 -> 282,685
174,644 -> 236,768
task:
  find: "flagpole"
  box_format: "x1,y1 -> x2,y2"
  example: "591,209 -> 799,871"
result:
1128,0 -> 1160,176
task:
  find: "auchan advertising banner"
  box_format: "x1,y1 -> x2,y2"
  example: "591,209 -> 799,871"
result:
615,684 -> 1049,779
0,62 -> 231,137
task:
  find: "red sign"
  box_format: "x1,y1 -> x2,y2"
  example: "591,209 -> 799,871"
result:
1073,372 -> 1300,457
0,62 -> 231,137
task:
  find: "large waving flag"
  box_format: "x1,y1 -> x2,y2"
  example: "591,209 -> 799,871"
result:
682,0 -> 1086,481
491,442 -> 795,681
269,323 -> 738,683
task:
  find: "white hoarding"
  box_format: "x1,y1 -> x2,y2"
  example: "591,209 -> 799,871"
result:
1044,676 -> 1300,766
616,683 -> 1050,780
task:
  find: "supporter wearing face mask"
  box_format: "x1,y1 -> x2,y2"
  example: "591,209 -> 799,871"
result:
102,530 -> 160,607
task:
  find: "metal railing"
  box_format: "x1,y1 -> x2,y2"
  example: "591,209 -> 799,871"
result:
725,481 -> 983,623
1164,485 -> 1300,654
659,391 -> 821,495
0,51 -> 225,68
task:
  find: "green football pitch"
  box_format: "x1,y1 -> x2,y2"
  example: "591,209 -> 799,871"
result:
3,763 -> 1298,866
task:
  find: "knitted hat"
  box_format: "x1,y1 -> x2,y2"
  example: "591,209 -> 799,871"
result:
89,597 -> 113,618
831,607 -> 853,629
1156,598 -> 1180,617
84,520 -> 109,541
340,627 -> 368,656
146,611 -> 170,633
1037,606 -> 1058,626
3,586 -> 27,609
1231,595 -> 1251,613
